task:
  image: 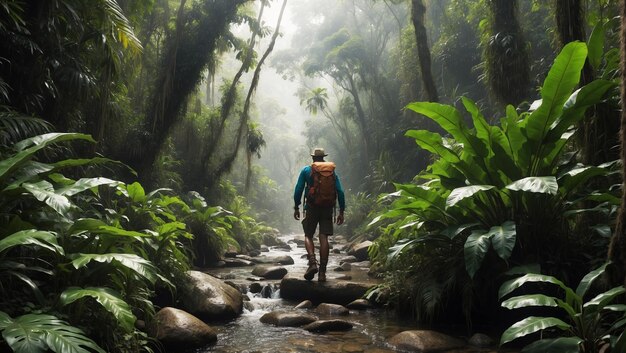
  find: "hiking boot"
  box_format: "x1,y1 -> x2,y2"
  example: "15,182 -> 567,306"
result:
304,255 -> 318,281
318,262 -> 327,282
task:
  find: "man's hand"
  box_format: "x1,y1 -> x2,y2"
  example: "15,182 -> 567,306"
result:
336,211 -> 344,225
294,208 -> 300,220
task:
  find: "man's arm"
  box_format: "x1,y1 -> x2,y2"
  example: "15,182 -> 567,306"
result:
335,172 -> 345,225
293,167 -> 308,208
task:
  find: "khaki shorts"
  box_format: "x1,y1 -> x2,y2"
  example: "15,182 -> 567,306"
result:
302,205 -> 333,238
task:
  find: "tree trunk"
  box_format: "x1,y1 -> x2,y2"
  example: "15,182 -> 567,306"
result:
484,0 -> 530,107
607,0 -> 626,288
410,0 -> 438,102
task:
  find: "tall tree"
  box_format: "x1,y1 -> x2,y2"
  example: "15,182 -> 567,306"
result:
136,0 -> 251,183
608,0 -> 626,288
483,0 -> 530,107
410,0 -> 438,102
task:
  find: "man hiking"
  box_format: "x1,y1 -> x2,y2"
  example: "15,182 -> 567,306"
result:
293,147 -> 345,282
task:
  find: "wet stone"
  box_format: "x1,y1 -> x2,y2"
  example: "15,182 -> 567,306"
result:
342,342 -> 364,353
249,282 -> 262,293
302,319 -> 353,332
251,265 -> 288,279
295,300 -> 313,309
260,311 -> 318,327
469,333 -> 494,347
346,299 -> 371,310
316,303 -> 350,316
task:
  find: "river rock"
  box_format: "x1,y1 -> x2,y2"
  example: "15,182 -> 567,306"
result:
260,245 -> 269,252
346,299 -> 371,310
148,307 -> 217,349
339,255 -> 359,264
315,303 -> 349,316
388,330 -> 465,352
260,311 -> 318,327
249,282 -> 263,293
302,319 -> 353,332
280,275 -> 371,305
469,333 -> 494,347
252,255 -> 295,265
221,258 -> 254,267
180,270 -> 243,321
295,300 -> 313,309
348,241 -> 372,261
332,248 -> 341,254
336,274 -> 352,280
335,262 -> 352,271
252,265 -> 288,279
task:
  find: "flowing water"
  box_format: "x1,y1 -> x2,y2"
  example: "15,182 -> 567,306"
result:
190,234 -> 419,353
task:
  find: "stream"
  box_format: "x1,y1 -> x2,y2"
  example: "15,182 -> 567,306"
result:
191,234 -> 419,353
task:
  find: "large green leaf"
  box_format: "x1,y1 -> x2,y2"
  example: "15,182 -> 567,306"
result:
501,294 -> 559,310
69,219 -> 148,238
575,262 -> 608,297
499,274 -> 578,307
0,133 -> 95,181
387,238 -> 418,263
56,177 -> 121,196
126,182 -> 146,202
583,286 -> 626,308
587,23 -> 605,70
464,229 -> 492,278
559,166 -> 607,195
500,316 -> 571,345
1,313 -> 105,353
71,253 -> 157,284
405,130 -> 461,163
521,337 -> 582,353
0,229 -> 63,254
446,185 -> 495,208
506,176 -> 558,195
22,180 -> 72,215
60,287 -> 136,332
521,42 -> 587,148
405,102 -> 488,157
440,223 -> 480,239
488,221 -> 516,260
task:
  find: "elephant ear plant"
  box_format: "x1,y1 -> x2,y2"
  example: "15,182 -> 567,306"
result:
499,263 -> 626,353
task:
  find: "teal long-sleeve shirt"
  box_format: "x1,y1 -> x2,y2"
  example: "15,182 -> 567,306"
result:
294,165 -> 345,210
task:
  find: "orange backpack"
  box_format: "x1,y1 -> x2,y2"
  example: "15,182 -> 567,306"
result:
307,162 -> 337,207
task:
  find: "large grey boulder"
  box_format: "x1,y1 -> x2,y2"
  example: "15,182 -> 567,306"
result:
259,311 -> 318,327
388,330 -> 465,352
148,307 -> 217,349
315,303 -> 349,316
251,265 -> 288,279
180,270 -> 243,321
280,275 -> 371,305
251,255 -> 295,265
346,299 -> 371,310
348,241 -> 372,261
302,319 -> 353,332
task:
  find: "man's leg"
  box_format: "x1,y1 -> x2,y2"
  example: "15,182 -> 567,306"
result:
318,233 -> 329,282
304,235 -> 318,280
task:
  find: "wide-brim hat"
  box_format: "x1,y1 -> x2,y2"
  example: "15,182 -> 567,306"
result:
310,147 -> 328,157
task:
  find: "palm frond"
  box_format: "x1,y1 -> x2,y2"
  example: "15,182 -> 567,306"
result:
0,110 -> 53,146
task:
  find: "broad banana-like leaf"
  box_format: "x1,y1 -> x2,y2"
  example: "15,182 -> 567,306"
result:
488,221 -> 516,260
464,229 -> 492,278
441,223 -> 480,239
521,42 -> 587,149
575,262 -> 608,297
0,133 -> 94,181
21,180 -> 72,215
69,219 -> 148,238
0,313 -> 105,353
405,130 -> 461,163
500,316 -> 571,345
0,310 -> 10,328
521,337 -> 582,353
587,23 -> 605,70
2,161 -> 54,191
546,79 -> 616,143
71,253 -> 157,284
405,102 -> 489,158
56,177 -> 121,196
0,229 -> 63,254
501,294 -> 559,310
506,176 -> 558,195
559,166 -> 607,195
499,274 -> 578,308
60,287 -> 136,332
583,286 -> 626,309
446,185 -> 495,208
387,238 -> 417,263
